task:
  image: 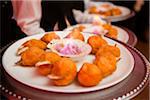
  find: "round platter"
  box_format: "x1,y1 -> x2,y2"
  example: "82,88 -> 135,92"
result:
0,35 -> 149,100
64,24 -> 137,46
85,2 -> 134,22
2,31 -> 134,93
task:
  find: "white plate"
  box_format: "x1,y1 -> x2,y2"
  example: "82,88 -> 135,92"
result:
2,31 -> 134,93
64,24 -> 129,43
85,2 -> 131,22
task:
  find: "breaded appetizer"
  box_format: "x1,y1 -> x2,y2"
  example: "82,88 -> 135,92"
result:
41,32 -> 60,43
94,54 -> 117,77
111,8 -> 122,16
17,47 -> 45,66
106,27 -> 118,39
74,25 -> 86,32
65,28 -> 85,41
17,39 -> 47,55
87,35 -> 107,54
96,44 -> 120,58
103,24 -> 118,39
88,6 -> 99,14
48,58 -> 77,86
35,52 -> 61,75
78,63 -> 103,87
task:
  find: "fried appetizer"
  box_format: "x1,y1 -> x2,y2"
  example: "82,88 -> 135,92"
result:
65,28 -> 85,41
100,10 -> 112,17
103,24 -> 112,30
87,35 -> 107,54
35,52 -> 61,75
48,58 -> 77,86
17,47 -> 45,66
111,8 -> 122,16
75,25 -> 86,32
78,63 -> 103,87
106,27 -> 118,39
17,39 -> 47,55
94,54 -> 117,77
41,32 -> 60,43
103,24 -> 118,39
89,5 -> 121,17
89,6 -> 99,14
96,44 -> 120,58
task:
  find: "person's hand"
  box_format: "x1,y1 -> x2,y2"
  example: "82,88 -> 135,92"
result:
12,0 -> 45,35
134,0 -> 144,12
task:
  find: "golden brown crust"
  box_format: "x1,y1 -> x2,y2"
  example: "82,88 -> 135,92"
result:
50,58 -> 77,86
87,35 -> 107,54
20,47 -> 45,66
41,32 -> 60,43
78,63 -> 103,87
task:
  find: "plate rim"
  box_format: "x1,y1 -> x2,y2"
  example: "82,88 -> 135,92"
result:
85,5 -> 132,21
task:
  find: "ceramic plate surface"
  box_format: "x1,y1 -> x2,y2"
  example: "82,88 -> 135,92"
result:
85,2 -> 131,22
2,31 -> 134,93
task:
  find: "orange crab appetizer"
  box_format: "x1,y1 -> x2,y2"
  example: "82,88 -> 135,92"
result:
100,10 -> 112,17
102,24 -> 118,39
17,47 -> 45,66
94,54 -> 117,77
106,27 -> 118,39
103,24 -> 112,30
48,58 -> 77,86
65,28 -> 85,41
87,35 -> 107,54
41,32 -> 60,43
17,39 -> 47,55
111,8 -> 122,16
78,63 -> 103,87
96,44 -> 120,58
89,6 -> 99,14
35,52 -> 61,75
74,25 -> 86,32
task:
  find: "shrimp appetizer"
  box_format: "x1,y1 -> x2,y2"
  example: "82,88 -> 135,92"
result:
73,25 -> 86,32
78,63 -> 103,87
41,32 -> 60,44
103,24 -> 118,39
17,47 -> 45,66
35,52 -> 61,75
87,35 -> 107,54
94,54 -> 117,77
65,28 -> 85,41
96,44 -> 120,58
111,8 -> 122,16
88,4 -> 122,17
48,58 -> 77,86
17,39 -> 47,55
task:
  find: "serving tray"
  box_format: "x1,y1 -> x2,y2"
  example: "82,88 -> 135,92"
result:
0,37 -> 149,100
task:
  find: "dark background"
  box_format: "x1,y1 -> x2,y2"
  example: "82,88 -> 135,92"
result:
0,1 -> 149,48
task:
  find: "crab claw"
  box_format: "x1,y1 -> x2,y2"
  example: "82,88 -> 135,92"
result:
35,61 -> 53,76
117,57 -> 121,62
17,46 -> 29,55
15,60 -> 22,66
47,74 -> 63,80
35,61 -> 51,67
